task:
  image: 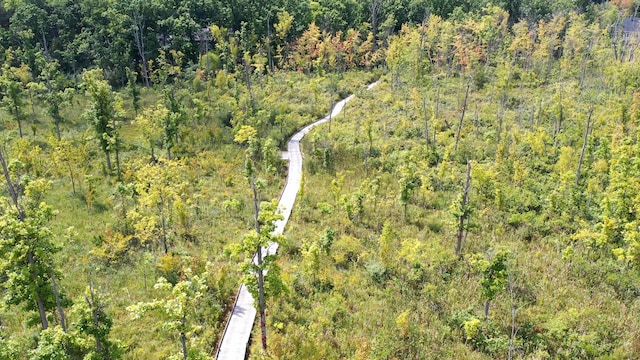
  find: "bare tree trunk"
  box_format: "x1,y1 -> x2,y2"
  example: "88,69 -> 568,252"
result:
51,270 -> 67,332
66,162 -> 76,194
553,87 -> 563,148
85,282 -> 104,354
454,79 -> 471,152
159,195 -> 169,254
113,117 -> 121,181
43,64 -> 63,141
181,315 -> 188,360
423,98 -> 429,147
329,99 -> 334,132
132,9 -> 151,87
537,97 -> 542,126
508,272 -> 518,360
54,113 -> 62,141
267,14 -> 274,73
161,213 -> 168,254
575,106 -> 594,186
250,176 -> 267,352
456,162 -> 472,257
435,83 -> 440,119
30,252 -> 49,330
244,57 -> 254,106
105,150 -> 112,172
473,104 -> 480,138
417,9 -> 429,79
14,104 -> 23,138
0,148 -> 22,215
483,299 -> 490,319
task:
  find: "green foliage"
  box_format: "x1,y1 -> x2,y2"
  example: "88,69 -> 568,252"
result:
82,68 -> 121,171
29,326 -> 69,360
128,268 -> 209,360
0,178 -> 60,329
237,200 -> 286,300
0,65 -> 28,137
479,251 -> 509,303
1,43 -> 369,356
125,68 -> 140,115
3,2 -> 640,358
71,286 -> 123,360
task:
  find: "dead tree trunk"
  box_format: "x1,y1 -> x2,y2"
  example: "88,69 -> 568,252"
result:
267,14 -> 274,73
435,84 -> 440,119
456,161 -> 472,257
507,272 -> 518,360
51,270 -> 67,332
250,176 -> 268,352
112,117 -> 121,181
454,79 -> 471,151
575,106 -> 594,186
131,9 -> 151,88
181,314 -> 188,360
418,9 -> 429,79
423,98 -> 429,147
159,195 -> 169,254
483,297 -> 491,319
85,283 -> 104,354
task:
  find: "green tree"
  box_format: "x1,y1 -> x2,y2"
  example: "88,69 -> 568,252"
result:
117,0 -> 152,87
35,52 -> 73,141
398,161 -> 420,220
126,67 -> 141,114
234,125 -> 285,352
29,326 -> 69,360
479,250 -> 509,319
378,220 -> 395,270
133,103 -> 168,162
274,10 -> 294,66
49,137 -> 88,195
132,158 -> 188,254
82,68 -> 122,173
128,268 -> 210,360
72,284 -> 123,359
0,52 -> 29,138
237,200 -> 286,352
452,161 -> 472,256
0,149 -> 62,330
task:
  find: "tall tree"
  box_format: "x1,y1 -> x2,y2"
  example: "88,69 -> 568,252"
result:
117,0 -> 152,87
73,284 -> 123,359
133,158 -> 188,254
480,250 -> 509,319
35,52 -> 73,141
128,268 -> 210,360
234,125 -> 286,352
82,68 -> 121,173
0,149 -> 63,331
0,52 -> 29,138
133,103 -> 168,162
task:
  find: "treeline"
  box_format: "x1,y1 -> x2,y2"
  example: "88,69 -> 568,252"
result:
0,0 -> 607,86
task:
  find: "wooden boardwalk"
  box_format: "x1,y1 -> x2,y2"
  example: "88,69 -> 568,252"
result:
216,82 -> 379,359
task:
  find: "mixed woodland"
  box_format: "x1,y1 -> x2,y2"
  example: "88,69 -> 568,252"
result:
1,0 -> 640,359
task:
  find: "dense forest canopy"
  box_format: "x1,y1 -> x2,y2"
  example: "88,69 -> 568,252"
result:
0,0 -> 613,84
1,0 -> 640,359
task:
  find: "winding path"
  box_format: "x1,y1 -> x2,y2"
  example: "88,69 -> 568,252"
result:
215,81 -> 379,360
